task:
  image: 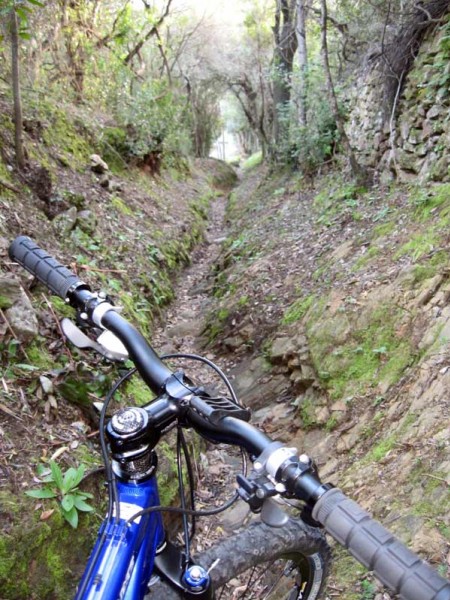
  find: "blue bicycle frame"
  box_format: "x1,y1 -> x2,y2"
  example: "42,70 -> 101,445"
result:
76,476 -> 164,600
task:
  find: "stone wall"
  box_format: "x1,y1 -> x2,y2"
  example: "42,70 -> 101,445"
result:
347,16 -> 450,183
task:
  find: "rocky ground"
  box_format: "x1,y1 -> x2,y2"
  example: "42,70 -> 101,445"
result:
152,163 -> 450,599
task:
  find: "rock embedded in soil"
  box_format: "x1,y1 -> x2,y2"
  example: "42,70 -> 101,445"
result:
3,280 -> 39,342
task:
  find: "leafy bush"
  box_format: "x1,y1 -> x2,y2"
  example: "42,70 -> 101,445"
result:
273,65 -> 340,172
115,80 -> 192,163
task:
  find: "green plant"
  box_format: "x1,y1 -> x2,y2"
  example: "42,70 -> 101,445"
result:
296,398 -> 316,429
361,578 -> 376,599
408,184 -> 450,222
25,461 -> 94,528
325,415 -> 338,431
365,435 -> 396,463
242,151 -> 263,170
395,229 -> 440,262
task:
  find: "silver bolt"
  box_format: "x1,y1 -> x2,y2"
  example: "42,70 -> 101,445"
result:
189,566 -> 202,581
299,454 -> 311,464
80,312 -> 88,320
254,461 -> 263,472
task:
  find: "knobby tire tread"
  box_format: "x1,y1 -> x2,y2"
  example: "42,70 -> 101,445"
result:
146,516 -> 331,599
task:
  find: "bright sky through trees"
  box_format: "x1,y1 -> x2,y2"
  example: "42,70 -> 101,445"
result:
186,0 -> 244,23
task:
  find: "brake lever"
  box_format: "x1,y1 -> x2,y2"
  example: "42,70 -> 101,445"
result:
60,317 -> 129,362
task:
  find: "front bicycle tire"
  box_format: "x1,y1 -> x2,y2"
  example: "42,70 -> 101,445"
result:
147,517 -> 331,599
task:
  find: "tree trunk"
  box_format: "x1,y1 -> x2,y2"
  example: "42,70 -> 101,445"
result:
60,0 -> 86,103
295,0 -> 308,127
10,6 -> 26,171
272,0 -> 298,153
230,78 -> 270,157
319,0 -> 367,184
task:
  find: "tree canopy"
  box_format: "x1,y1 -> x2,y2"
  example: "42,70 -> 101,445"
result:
0,0 -> 448,171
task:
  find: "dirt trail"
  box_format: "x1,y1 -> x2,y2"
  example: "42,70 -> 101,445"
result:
152,194 -> 227,359
151,190 -> 255,543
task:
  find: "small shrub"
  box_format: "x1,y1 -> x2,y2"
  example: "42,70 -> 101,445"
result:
26,461 -> 94,528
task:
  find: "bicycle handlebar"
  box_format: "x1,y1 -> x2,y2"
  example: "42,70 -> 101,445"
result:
9,235 -> 173,394
9,236 -> 90,301
101,310 -> 172,394
313,488 -> 450,600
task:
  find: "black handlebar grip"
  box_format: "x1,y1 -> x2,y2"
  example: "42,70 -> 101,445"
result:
312,488 -> 450,600
8,236 -> 89,300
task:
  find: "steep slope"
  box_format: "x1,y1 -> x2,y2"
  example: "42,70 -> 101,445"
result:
202,166 -> 450,597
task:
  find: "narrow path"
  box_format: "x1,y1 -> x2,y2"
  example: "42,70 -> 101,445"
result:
151,191 -> 253,546
152,194 -> 227,359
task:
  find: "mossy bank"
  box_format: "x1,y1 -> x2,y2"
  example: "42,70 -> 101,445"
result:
0,98 -> 236,599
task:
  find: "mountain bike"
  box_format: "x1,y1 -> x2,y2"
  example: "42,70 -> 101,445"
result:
8,235 -> 450,600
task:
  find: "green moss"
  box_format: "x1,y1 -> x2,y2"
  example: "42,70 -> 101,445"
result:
429,249 -> 449,267
157,440 -> 180,507
330,546 -> 367,600
242,151 -> 263,171
312,264 -> 329,282
73,443 -> 102,470
111,195 -> 134,216
353,246 -> 379,271
307,300 -> 414,400
42,108 -> 93,171
0,160 -> 17,199
439,524 -> 450,541
0,294 -> 13,309
204,306 -> 231,344
123,375 -> 156,406
119,290 -> 154,337
298,398 -> 316,429
63,189 -> 86,209
282,294 -> 316,325
51,296 -> 75,318
213,271 -> 236,299
372,221 -> 396,238
365,435 -> 397,462
412,499 -> 449,520
218,308 -> 230,321
26,340 -> 54,370
227,191 -> 237,212
100,126 -> 128,172
313,178 -> 367,222
412,264 -> 438,283
0,502 -> 96,599
409,183 -> 450,221
325,415 -> 338,431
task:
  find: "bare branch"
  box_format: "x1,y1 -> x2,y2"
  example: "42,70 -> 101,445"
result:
0,178 -> 20,194
124,0 -> 173,66
310,6 -> 348,35
415,2 -> 443,23
382,0 -> 450,121
97,1 -> 131,48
